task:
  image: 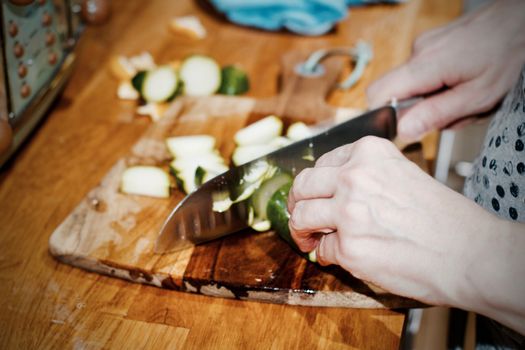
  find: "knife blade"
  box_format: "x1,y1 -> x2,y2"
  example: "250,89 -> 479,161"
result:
155,106 -> 398,253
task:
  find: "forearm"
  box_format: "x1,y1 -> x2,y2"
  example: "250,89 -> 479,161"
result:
456,216 -> 525,335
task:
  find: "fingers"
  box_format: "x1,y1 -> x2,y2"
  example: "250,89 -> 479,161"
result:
316,233 -> 339,266
396,81 -> 488,142
289,198 -> 337,252
315,143 -> 354,167
287,167 -> 338,213
367,60 -> 445,109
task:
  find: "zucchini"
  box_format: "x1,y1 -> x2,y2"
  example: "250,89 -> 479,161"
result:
117,81 -> 139,100
286,122 -> 313,141
132,66 -> 180,103
270,136 -> 292,148
218,65 -> 249,95
234,115 -> 283,146
170,153 -> 225,170
267,182 -> 316,263
251,172 -> 293,221
232,144 -> 279,166
169,152 -> 228,194
165,135 -> 216,158
179,55 -> 221,96
120,166 -> 171,198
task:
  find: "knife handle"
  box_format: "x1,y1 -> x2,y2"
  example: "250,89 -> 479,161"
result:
389,96 -> 423,116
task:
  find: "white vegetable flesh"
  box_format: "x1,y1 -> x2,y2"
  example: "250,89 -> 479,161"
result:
286,122 -> 313,141
179,55 -> 221,96
142,66 -> 178,103
120,166 -> 171,198
234,115 -> 283,146
165,135 -> 216,158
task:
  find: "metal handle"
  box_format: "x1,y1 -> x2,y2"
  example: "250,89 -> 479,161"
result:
295,41 -> 373,90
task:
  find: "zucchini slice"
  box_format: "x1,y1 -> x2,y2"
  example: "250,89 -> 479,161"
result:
179,55 -> 221,96
286,122 -> 313,141
170,153 -> 225,170
170,153 -> 228,194
165,135 -> 216,158
234,115 -> 283,146
120,166 -> 171,198
218,65 -> 249,95
251,172 -> 293,221
232,144 -> 279,166
132,66 -> 179,103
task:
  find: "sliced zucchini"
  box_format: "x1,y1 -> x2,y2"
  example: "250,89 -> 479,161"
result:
120,166 -> 171,198
136,103 -> 165,121
165,135 -> 216,158
117,81 -> 139,100
267,182 -> 316,263
170,154 -> 228,194
286,122 -> 313,141
234,115 -> 283,146
251,172 -> 293,221
179,55 -> 221,96
170,153 -> 225,170
172,167 -> 199,194
251,219 -> 271,232
132,66 -> 179,103
270,136 -> 292,148
229,161 -> 276,202
218,65 -> 249,95
232,144 -> 279,166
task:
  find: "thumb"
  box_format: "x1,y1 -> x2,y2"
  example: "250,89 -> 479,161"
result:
397,82 -> 485,142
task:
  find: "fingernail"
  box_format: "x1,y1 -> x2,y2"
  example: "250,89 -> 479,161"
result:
398,118 -> 424,141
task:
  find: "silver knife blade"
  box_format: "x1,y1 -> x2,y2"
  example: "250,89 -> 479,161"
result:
155,106 -> 397,253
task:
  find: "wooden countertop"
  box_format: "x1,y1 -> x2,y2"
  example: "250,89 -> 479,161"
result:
0,1 -> 460,348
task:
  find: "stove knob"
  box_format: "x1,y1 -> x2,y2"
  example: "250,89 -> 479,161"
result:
45,32 -> 55,46
8,22 -> 18,37
0,118 -> 13,157
13,42 -> 24,58
48,52 -> 57,65
81,0 -> 111,25
18,64 -> 27,78
20,84 -> 31,98
42,12 -> 52,26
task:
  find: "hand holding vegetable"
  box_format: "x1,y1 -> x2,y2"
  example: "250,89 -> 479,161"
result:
287,136 -> 525,334
367,0 -> 525,142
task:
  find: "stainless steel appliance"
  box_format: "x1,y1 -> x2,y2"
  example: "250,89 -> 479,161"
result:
0,0 -> 106,167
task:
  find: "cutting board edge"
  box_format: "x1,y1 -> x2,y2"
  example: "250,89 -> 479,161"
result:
49,251 -> 422,309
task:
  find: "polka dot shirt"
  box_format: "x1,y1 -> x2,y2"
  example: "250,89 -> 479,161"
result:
464,66 -> 525,223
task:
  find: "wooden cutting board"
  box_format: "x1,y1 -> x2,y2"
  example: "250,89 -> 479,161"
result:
49,50 -> 423,308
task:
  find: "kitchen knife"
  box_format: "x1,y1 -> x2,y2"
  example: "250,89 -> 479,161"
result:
155,105 -> 400,254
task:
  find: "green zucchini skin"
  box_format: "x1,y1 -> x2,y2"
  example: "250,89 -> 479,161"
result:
267,182 -> 316,262
218,65 -> 250,95
131,71 -> 147,92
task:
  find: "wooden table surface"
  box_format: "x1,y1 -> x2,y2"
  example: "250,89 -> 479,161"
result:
0,1 -> 460,348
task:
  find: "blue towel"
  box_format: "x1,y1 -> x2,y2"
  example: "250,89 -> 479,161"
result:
210,0 -> 405,36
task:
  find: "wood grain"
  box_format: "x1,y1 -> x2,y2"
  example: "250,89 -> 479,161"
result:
0,0 -> 461,348
49,90 -> 421,308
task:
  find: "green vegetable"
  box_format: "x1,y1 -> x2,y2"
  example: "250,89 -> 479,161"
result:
218,65 -> 249,95
251,172 -> 292,221
267,182 -> 316,263
131,66 -> 180,103
179,55 -> 221,96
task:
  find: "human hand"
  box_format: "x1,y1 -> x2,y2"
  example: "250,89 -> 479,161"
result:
287,136 -> 498,306
367,0 -> 525,142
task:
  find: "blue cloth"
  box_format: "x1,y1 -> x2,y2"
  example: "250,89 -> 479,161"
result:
210,0 -> 405,36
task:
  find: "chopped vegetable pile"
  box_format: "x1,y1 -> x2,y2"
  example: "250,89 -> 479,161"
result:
110,52 -> 250,121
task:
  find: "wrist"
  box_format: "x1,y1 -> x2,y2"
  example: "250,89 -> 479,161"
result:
452,213 -> 525,330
